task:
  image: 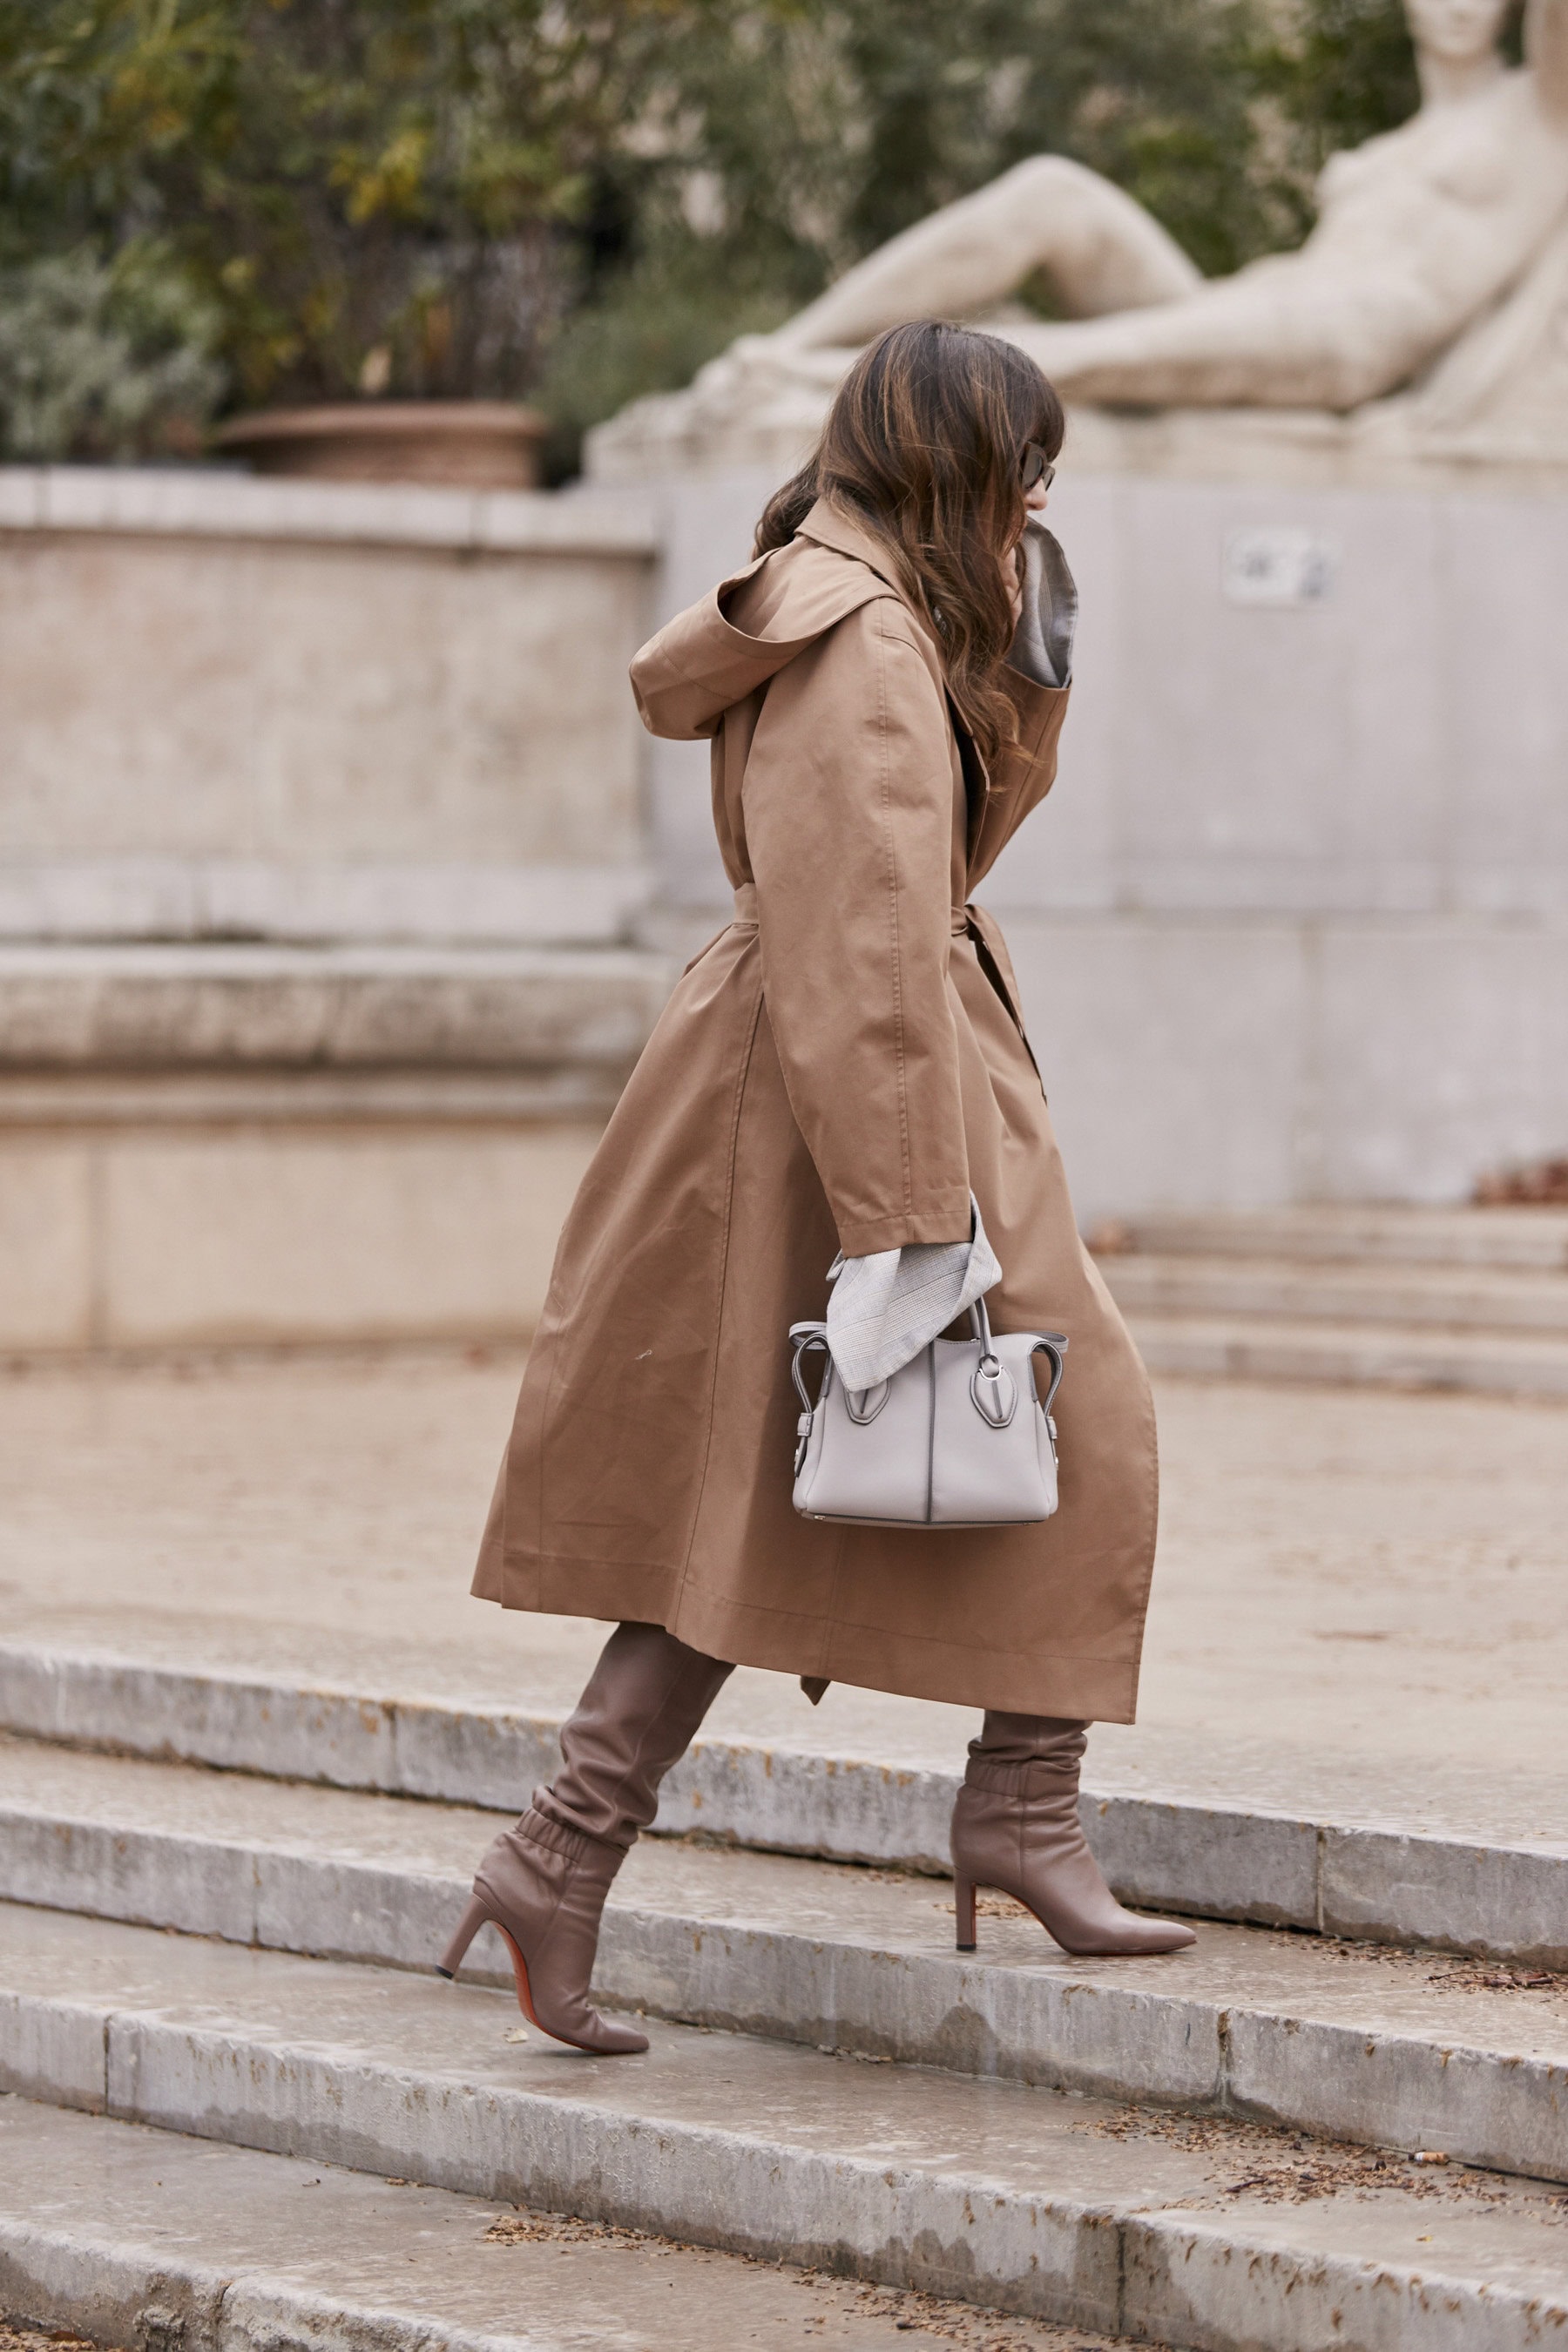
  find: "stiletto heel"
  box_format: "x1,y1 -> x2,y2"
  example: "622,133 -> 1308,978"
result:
436,1891 -> 490,1979
954,1874 -> 977,1952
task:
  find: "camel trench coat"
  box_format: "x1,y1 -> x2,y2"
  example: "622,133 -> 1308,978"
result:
473,497 -> 1158,1720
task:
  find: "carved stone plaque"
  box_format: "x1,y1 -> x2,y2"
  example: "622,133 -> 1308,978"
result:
1221,528 -> 1339,607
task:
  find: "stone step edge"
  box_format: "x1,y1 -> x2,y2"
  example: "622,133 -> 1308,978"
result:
0,2099 -> 1026,2352
2,2204 -> 529,2352
1105,1264 -> 1568,1339
1107,1206 -> 1568,1274
2,1642 -> 1563,1964
5,1801 -> 1567,2185
1124,1313 -> 1568,1396
5,1979 -> 1565,2352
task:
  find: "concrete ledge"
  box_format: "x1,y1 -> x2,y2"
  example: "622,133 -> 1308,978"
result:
1116,1204 -> 1568,1271
0,943 -> 672,1070
0,465 -> 659,556
0,857 -> 658,948
0,1068 -> 626,1125
0,482 -> 655,953
4,1646 -> 1564,1963
1105,1256 -> 1568,1337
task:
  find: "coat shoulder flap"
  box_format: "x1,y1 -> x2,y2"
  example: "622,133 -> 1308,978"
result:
630,534 -> 906,743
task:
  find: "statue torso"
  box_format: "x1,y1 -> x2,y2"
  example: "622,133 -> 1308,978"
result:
1304,71 -> 1568,292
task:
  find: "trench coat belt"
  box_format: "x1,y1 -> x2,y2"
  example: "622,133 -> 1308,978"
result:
730,882 -> 977,938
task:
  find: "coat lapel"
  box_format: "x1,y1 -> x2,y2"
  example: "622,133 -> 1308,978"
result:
795,497 -> 1070,905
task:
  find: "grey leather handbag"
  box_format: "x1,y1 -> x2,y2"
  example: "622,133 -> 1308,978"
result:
788,1296 -> 1067,1528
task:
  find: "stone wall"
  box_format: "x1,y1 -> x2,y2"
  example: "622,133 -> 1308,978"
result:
4,455 -> 1564,1351
0,470 -> 666,1349
0,468 -> 658,945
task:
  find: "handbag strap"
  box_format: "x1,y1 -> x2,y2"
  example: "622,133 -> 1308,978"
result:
969,1298 -> 1069,1415
788,1321 -> 829,1413
966,1292 -> 997,1367
1030,1334 -> 1068,1415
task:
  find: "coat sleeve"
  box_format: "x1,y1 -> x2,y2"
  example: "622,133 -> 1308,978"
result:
741,597 -> 972,1257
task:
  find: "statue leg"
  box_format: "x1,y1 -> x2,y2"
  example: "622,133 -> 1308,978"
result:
774,155 -> 1202,351
999,266 -> 1423,411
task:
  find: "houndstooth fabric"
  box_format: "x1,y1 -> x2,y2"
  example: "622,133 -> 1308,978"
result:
825,1194 -> 1002,1391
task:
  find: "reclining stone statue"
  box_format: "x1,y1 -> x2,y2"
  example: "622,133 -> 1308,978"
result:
769,0 -> 1568,409
596,0 -> 1568,471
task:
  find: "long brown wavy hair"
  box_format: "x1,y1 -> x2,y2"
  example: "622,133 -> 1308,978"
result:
754,320 -> 1064,764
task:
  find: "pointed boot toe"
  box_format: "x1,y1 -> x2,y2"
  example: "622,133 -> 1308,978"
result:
1059,1909 -> 1198,1957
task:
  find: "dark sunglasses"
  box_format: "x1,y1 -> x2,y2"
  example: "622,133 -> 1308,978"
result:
1020,443 -> 1056,493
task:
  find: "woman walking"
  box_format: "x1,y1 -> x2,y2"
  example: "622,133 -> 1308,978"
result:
442,320 -> 1194,2053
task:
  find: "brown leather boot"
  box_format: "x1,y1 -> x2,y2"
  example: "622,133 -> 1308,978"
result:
950,1714 -> 1196,1957
437,1622 -> 733,2051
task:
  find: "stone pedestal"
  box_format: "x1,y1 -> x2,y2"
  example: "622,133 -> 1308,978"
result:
0,944 -> 667,1350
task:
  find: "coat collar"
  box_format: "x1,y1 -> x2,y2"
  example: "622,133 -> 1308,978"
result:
796,498 -> 1004,860
795,497 -> 924,619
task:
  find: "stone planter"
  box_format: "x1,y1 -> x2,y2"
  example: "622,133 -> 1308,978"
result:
213,400 -> 548,490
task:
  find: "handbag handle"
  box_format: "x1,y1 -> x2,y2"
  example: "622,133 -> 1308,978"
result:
1031,1333 -> 1068,1416
788,1321 -> 829,1413
966,1293 -> 997,1368
795,1310 -> 1067,1416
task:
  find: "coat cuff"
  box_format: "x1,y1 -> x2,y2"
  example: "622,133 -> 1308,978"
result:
826,1195 -> 1003,1389
834,1195 -> 975,1257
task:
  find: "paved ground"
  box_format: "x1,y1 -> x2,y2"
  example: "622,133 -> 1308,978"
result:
1,1347 -> 1563,1826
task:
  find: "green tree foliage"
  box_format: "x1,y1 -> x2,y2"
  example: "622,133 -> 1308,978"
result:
1260,0 -> 1421,171
0,245 -> 226,460
0,0 -> 1444,468
835,0 -> 1288,276
0,0 -> 672,414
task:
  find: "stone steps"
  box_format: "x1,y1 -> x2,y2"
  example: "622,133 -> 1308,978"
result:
1112,1206 -> 1568,1272
4,1902 -> 1567,2351
5,1642 -> 1562,1965
1116,1310 -> 1568,1396
3,1736 -> 1567,2185
8,1638 -> 1568,2349
1103,1255 -> 1568,1336
1091,1206 -> 1568,1395
1,2093 -> 1081,2352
